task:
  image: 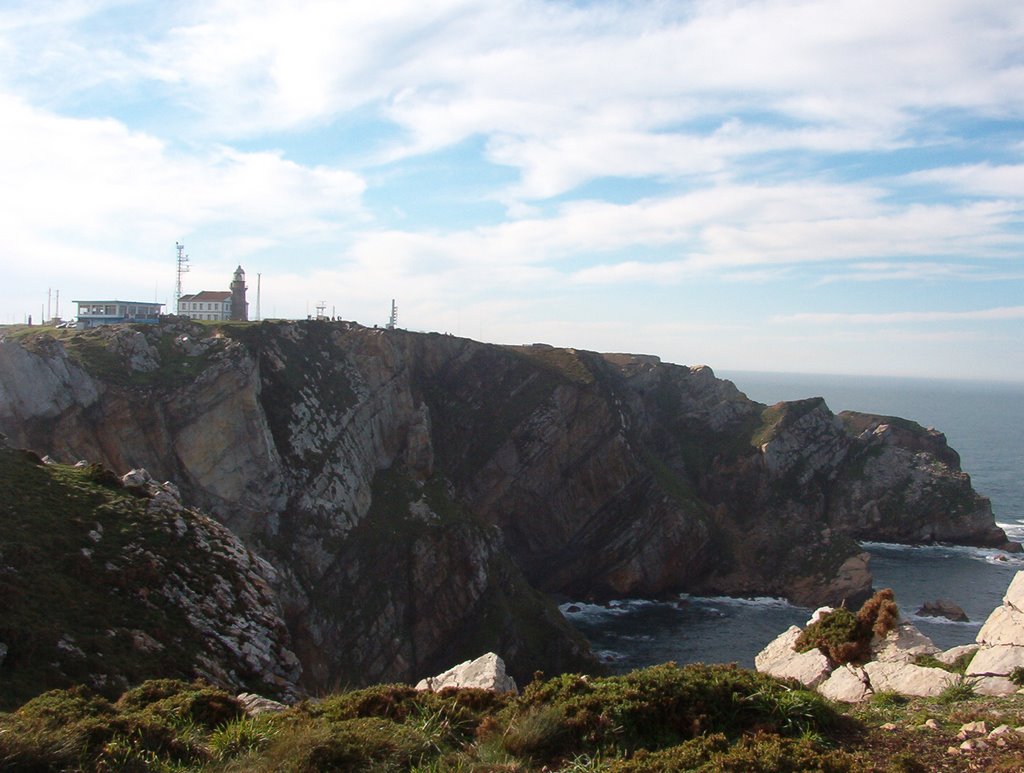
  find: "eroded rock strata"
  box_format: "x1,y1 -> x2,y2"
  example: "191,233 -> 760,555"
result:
0,320 -> 1011,691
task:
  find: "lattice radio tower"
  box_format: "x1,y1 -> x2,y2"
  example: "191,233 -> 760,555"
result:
386,299 -> 398,330
174,241 -> 190,313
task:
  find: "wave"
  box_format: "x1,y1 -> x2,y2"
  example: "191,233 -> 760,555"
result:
685,595 -> 800,610
559,594 -> 801,624
558,598 -> 661,619
906,613 -> 980,628
863,540 -> 1024,566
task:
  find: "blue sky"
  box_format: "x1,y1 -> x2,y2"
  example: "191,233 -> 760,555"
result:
1,0 -> 1023,381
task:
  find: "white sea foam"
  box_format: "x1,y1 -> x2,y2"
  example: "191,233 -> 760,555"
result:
558,599 -> 660,619
864,540 -> 1023,566
595,649 -> 624,663
687,595 -> 798,610
906,613 -> 979,628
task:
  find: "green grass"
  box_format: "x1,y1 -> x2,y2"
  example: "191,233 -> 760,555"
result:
5,664 -> 1024,771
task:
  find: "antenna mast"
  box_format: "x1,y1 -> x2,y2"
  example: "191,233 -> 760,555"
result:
174,242 -> 190,313
387,299 -> 398,330
256,272 -> 261,321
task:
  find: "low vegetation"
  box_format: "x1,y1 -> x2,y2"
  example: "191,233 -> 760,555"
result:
795,589 -> 900,665
4,665 -> 1024,771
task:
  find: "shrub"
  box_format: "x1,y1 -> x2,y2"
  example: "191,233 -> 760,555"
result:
606,732 -> 860,772
796,589 -> 900,665
0,699 -> 197,772
14,685 -> 116,725
308,683 -> 505,750
208,716 -> 279,761
500,704 -> 572,761
1009,666 -> 1024,687
936,675 -> 978,705
795,607 -> 863,664
496,663 -> 841,764
857,588 -> 899,639
260,716 -> 434,772
119,681 -> 242,730
116,679 -> 195,712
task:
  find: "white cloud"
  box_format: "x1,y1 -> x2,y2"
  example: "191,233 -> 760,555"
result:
0,92 -> 366,314
772,307 -> 1024,325
6,1 -> 1024,197
904,164 -> 1024,198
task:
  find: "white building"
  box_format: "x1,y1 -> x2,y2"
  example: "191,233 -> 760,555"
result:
177,291 -> 233,321
177,266 -> 248,321
73,300 -> 164,329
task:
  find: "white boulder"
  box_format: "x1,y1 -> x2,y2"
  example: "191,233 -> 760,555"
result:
966,645 -> 1024,677
415,652 -> 518,694
237,692 -> 288,715
936,644 -> 979,665
871,621 -> 939,663
863,660 -> 957,698
976,605 -> 1024,647
818,664 -> 872,703
754,626 -> 833,688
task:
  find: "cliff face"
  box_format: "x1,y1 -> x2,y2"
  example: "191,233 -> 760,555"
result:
0,320 -> 1010,691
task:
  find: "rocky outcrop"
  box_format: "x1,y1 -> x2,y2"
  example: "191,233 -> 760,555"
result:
830,413 -> 1015,550
0,439 -> 301,709
917,599 -> 970,622
415,652 -> 518,693
965,572 -> 1024,696
0,320 -> 1012,693
759,573 -> 1024,701
757,606 -> 958,702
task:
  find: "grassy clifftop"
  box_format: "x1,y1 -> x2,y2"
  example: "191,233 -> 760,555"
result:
4,663 -> 1024,771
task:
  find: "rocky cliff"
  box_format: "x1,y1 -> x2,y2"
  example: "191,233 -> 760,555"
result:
0,320 -> 1011,693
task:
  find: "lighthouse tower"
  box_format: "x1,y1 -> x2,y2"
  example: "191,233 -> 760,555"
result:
230,266 -> 249,321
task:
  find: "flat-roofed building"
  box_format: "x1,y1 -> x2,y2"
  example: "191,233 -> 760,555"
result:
73,300 -> 164,329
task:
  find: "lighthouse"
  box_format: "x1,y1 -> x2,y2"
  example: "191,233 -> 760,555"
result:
230,266 -> 249,321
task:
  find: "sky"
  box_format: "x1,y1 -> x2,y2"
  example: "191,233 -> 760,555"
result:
1,0 -> 1023,381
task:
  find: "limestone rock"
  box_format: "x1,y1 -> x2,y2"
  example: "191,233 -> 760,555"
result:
977,602 -> 1024,646
818,664 -> 871,703
870,621 -> 939,663
971,676 -> 1018,697
966,644 -> 1024,676
1004,571 -> 1024,611
237,692 -> 288,715
915,599 -> 969,622
415,652 -> 518,694
863,660 -> 956,697
754,626 -> 832,688
807,607 -> 833,625
936,644 -> 978,665
959,721 -> 989,738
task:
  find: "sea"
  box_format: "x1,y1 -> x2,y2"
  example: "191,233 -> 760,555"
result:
560,371 -> 1024,671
